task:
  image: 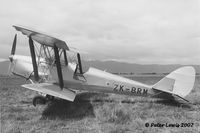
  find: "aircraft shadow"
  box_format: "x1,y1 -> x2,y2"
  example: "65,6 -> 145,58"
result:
41,93 -> 98,120
41,92 -> 109,120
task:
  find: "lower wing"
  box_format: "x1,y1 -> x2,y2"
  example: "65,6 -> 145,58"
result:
22,83 -> 76,101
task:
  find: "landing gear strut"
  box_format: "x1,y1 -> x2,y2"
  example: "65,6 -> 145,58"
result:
33,95 -> 54,106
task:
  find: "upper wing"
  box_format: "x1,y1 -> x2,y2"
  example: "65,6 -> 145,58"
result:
22,83 -> 76,101
13,25 -> 69,50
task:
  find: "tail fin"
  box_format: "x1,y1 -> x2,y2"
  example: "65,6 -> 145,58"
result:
152,66 -> 195,98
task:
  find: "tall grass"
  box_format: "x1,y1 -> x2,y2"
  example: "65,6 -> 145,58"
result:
1,76 -> 200,133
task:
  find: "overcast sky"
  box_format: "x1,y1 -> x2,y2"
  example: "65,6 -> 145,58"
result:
0,0 -> 200,64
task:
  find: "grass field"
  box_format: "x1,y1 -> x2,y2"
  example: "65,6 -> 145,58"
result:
1,75 -> 200,133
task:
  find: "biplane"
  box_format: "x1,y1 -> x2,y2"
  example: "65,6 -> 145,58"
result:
0,25 -> 196,106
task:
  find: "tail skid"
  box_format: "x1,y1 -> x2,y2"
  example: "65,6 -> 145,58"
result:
152,66 -> 196,103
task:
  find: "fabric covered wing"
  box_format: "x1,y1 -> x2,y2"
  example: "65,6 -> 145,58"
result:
22,83 -> 76,101
13,25 -> 69,50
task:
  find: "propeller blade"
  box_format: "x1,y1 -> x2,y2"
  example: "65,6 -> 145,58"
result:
11,34 -> 17,55
7,58 -> 15,75
7,62 -> 12,75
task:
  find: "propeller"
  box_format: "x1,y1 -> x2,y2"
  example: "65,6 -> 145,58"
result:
7,34 -> 17,74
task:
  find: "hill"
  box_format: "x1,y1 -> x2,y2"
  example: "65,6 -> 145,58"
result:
83,60 -> 200,74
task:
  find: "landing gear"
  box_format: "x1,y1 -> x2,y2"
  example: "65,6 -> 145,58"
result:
33,96 -> 46,106
33,95 -> 55,106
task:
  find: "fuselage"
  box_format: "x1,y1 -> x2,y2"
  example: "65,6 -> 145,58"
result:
50,63 -> 155,97
11,55 -> 155,97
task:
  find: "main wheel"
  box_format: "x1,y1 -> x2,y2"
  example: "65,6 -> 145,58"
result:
33,96 -> 46,106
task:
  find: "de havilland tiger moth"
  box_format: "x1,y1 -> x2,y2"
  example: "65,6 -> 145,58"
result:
0,25 -> 196,106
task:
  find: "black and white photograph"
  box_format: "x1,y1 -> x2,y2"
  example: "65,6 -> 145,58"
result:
0,0 -> 200,133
